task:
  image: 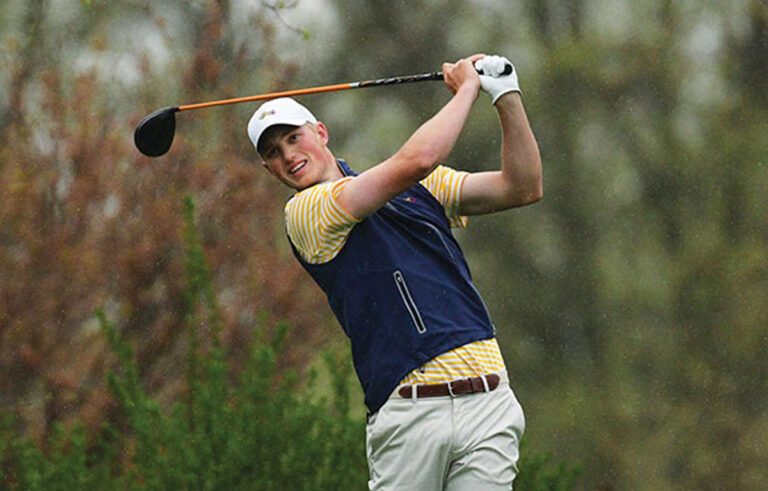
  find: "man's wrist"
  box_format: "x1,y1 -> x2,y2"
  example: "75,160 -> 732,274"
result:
456,82 -> 480,101
494,90 -> 522,109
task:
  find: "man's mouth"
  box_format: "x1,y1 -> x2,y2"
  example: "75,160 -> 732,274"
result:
288,161 -> 306,175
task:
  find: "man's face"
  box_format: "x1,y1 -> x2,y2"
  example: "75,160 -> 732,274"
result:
259,123 -> 337,191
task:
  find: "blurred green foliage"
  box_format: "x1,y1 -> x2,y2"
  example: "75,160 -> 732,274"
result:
1,196 -> 369,489
1,1 -> 766,489
0,196 -> 576,489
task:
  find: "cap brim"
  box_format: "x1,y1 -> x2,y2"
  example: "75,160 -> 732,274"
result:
254,117 -> 312,152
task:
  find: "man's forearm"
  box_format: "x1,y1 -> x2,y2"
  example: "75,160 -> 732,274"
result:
496,93 -> 542,201
395,84 -> 478,178
334,74 -> 479,220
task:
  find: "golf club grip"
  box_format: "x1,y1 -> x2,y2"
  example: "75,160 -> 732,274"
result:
356,72 -> 444,88
356,64 -> 513,88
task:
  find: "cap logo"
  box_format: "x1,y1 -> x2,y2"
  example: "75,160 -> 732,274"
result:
258,109 -> 276,120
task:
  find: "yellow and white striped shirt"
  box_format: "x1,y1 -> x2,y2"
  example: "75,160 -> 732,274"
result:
285,165 -> 507,386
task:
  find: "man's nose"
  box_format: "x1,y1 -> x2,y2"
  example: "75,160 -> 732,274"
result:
282,145 -> 297,163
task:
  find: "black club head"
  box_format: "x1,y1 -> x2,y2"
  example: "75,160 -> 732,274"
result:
134,106 -> 179,157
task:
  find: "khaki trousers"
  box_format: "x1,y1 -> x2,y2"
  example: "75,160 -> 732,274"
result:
366,380 -> 525,490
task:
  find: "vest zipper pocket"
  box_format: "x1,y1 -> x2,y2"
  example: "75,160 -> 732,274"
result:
422,220 -> 496,333
393,270 -> 427,334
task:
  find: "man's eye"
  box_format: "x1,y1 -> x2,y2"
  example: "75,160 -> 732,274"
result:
289,133 -> 300,143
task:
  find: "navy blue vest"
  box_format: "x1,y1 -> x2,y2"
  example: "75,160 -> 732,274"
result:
289,160 -> 496,413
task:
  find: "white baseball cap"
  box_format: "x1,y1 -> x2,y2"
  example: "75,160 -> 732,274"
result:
247,97 -> 318,153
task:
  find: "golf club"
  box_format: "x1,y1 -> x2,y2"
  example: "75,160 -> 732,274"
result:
134,65 -> 513,157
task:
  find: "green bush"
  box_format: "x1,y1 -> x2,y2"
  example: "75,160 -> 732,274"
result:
0,196 -> 580,489
516,446 -> 583,491
1,316 -> 367,490
1,196 -> 368,490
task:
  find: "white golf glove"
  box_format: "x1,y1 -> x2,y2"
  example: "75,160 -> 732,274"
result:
474,55 -> 520,104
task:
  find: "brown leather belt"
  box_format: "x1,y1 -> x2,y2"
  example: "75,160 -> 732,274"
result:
397,373 -> 501,399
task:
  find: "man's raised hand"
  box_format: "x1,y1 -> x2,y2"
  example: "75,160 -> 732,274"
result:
474,55 -> 520,104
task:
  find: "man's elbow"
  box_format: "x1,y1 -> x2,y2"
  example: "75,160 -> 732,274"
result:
526,180 -> 544,204
514,186 -> 543,207
504,175 -> 543,208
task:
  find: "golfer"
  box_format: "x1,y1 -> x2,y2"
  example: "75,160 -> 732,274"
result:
247,54 -> 541,490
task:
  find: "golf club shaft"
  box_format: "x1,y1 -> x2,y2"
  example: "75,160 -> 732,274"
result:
134,64 -> 512,157
178,72 -> 444,112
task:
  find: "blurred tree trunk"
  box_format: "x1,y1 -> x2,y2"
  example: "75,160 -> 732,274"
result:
2,1 -> 47,132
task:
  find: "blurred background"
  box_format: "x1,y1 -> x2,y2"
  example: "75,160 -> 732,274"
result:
1,0 -> 766,488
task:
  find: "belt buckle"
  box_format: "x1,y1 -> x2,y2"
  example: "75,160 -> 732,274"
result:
481,374 -> 490,392
448,380 -> 456,397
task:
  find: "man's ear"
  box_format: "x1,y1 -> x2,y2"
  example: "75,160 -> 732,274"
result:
315,122 -> 329,146
261,161 -> 275,175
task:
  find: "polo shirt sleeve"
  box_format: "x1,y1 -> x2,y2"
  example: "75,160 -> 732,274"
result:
419,165 -> 469,228
284,177 -> 360,264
